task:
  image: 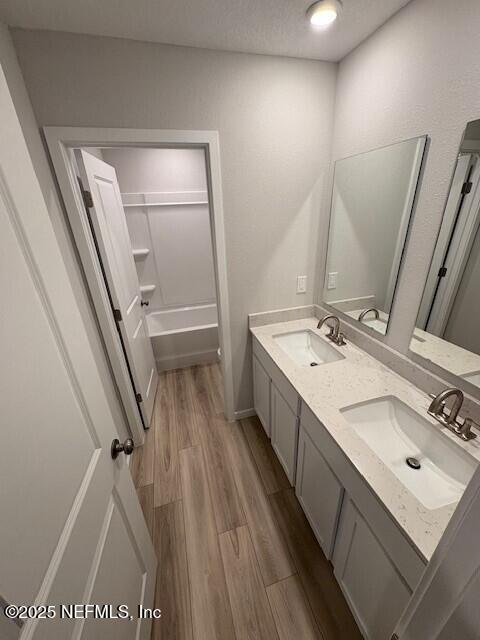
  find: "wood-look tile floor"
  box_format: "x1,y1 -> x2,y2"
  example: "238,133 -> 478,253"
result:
130,363 -> 362,640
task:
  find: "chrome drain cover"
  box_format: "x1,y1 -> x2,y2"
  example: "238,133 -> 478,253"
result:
406,457 -> 421,470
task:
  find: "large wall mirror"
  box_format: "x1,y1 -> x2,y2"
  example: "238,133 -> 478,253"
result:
411,119 -> 480,390
323,136 -> 427,335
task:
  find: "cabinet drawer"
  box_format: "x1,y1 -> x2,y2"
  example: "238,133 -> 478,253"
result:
295,425 -> 344,558
333,496 -> 412,640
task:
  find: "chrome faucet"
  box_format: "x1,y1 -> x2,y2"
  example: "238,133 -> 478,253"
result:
358,308 -> 380,323
428,388 -> 479,441
317,314 -> 346,346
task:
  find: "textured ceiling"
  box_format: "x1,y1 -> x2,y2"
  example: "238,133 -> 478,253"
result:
0,0 -> 412,62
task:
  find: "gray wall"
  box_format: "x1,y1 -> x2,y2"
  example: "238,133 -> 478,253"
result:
320,0 -> 480,365
11,29 -> 337,413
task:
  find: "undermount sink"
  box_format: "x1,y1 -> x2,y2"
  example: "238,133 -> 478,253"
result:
340,395 -> 477,510
273,330 -> 345,367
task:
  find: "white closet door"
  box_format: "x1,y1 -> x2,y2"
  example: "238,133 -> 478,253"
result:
77,151 -> 157,427
0,60 -> 156,639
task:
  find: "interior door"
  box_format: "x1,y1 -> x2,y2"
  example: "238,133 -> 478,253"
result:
417,154 -> 473,329
394,464 -> 480,640
77,151 -> 157,428
0,60 -> 156,639
426,157 -> 480,336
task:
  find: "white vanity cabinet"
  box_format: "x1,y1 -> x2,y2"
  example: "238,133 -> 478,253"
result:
270,383 -> 299,484
333,497 -> 412,640
253,354 -> 271,436
252,338 -> 300,484
299,401 -> 426,640
251,331 -> 430,639
296,425 -> 344,558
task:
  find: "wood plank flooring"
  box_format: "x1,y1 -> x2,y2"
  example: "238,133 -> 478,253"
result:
130,362 -> 361,640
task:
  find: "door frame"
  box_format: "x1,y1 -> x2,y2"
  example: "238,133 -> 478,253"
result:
415,154 -> 474,329
393,455 -> 480,639
45,127 -> 236,434
426,156 -> 480,336
383,136 -> 427,313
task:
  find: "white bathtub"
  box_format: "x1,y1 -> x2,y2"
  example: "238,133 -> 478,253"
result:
147,304 -> 219,371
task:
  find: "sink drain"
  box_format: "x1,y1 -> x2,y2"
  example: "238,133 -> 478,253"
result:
406,457 -> 421,470
310,362 -> 319,367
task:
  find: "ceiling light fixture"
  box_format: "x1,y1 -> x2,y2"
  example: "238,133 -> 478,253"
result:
306,0 -> 342,27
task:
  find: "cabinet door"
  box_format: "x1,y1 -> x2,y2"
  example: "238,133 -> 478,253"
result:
295,426 -> 344,558
271,383 -> 298,484
253,355 -> 271,436
333,497 -> 412,640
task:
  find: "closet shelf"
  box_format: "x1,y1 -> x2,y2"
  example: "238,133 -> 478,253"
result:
139,284 -> 156,294
123,201 -> 208,208
132,248 -> 149,259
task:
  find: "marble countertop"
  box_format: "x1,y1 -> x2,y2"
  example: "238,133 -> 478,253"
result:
410,326 -> 480,386
345,307 -> 480,387
250,317 -> 480,561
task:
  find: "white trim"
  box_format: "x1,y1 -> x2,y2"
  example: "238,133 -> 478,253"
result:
394,455 -> 480,638
426,157 -> 480,336
44,127 -> 236,426
234,408 -> 257,420
416,154 -> 473,328
44,136 -> 145,444
384,137 -> 427,311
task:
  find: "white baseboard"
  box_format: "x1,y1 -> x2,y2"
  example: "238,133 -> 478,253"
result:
233,408 -> 256,421
155,349 -> 219,372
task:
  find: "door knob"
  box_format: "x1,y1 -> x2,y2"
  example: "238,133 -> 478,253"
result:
111,438 -> 134,460
141,299 -> 149,307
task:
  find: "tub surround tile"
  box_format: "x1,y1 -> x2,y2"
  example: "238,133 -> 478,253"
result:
251,317 -> 480,560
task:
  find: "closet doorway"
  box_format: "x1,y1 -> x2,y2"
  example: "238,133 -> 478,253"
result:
46,128 -> 234,443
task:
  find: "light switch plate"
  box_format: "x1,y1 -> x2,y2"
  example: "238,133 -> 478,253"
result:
297,275 -> 307,294
327,272 -> 338,290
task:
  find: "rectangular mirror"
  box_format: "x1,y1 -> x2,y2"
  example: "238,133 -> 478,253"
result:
411,119 -> 480,390
323,136 -> 427,335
